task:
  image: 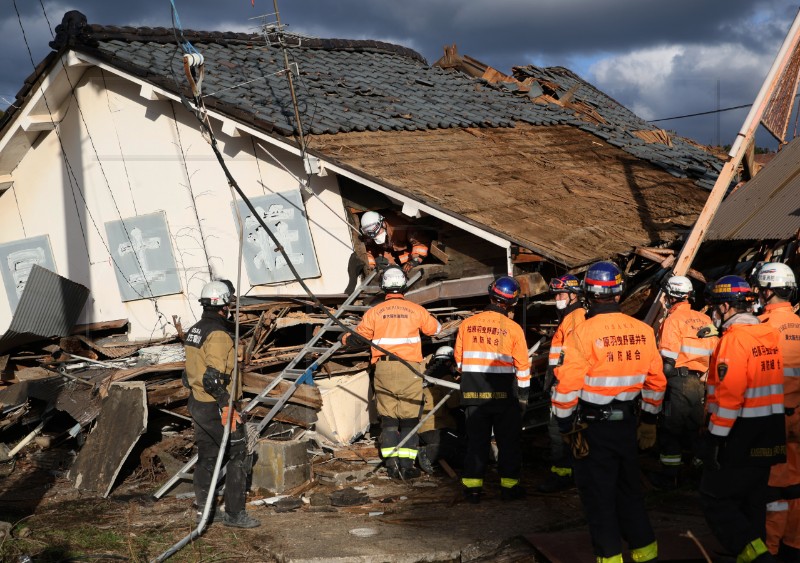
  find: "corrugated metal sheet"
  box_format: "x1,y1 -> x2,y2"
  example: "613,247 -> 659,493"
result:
707,137 -> 800,241
0,265 -> 90,355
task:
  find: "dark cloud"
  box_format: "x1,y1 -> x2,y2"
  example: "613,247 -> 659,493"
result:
2,0 -> 799,148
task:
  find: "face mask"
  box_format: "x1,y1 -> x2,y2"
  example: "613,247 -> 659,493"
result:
752,300 -> 763,315
555,299 -> 568,310
372,230 -> 387,245
712,308 -> 723,329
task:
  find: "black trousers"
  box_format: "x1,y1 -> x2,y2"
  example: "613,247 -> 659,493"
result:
462,401 -> 521,485
573,415 -> 655,558
700,464 -> 771,558
380,416 -> 420,468
659,375 -> 704,474
188,395 -> 250,515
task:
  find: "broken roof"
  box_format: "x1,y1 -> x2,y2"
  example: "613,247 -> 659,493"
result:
707,136 -> 800,241
1,11 -> 723,267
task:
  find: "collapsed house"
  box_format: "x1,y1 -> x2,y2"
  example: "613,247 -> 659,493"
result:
0,11 -> 725,495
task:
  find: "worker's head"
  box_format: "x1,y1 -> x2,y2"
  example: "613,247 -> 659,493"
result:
360,211 -> 387,245
708,275 -> 755,326
583,261 -> 624,302
549,274 -> 581,310
662,275 -> 693,305
752,262 -> 797,305
488,276 -> 520,309
380,266 -> 407,294
430,345 -> 456,372
199,280 -> 234,313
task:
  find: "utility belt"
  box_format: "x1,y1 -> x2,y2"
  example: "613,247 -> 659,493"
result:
676,367 -> 704,378
578,400 -> 637,423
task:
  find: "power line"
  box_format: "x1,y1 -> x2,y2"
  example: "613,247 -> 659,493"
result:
648,103 -> 752,123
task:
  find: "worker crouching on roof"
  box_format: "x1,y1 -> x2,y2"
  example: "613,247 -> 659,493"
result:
359,210 -> 431,274
649,275 -> 717,490
753,263 -> 800,561
552,261 -> 665,563
183,280 -> 260,529
700,275 -> 786,563
454,276 -> 531,504
342,266 -> 441,479
538,273 -> 585,493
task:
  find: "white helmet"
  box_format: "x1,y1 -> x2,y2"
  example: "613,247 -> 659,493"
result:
361,211 -> 386,244
663,275 -> 693,299
199,280 -> 232,308
755,262 -> 797,289
380,266 -> 407,293
433,345 -> 454,361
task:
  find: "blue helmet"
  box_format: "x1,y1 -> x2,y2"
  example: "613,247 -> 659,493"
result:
489,276 -> 520,306
584,261 -> 624,296
549,274 -> 581,294
708,275 -> 755,306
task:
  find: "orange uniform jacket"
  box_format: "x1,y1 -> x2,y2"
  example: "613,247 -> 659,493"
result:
364,212 -> 430,269
552,311 -> 666,418
346,294 -> 441,363
759,302 -> 800,488
658,301 -> 717,373
549,305 -> 587,368
455,310 -> 531,405
706,321 -> 786,466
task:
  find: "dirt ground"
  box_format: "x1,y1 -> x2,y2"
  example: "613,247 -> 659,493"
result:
0,426 -> 720,563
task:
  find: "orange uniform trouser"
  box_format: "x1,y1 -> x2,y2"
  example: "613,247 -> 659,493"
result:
766,498 -> 800,553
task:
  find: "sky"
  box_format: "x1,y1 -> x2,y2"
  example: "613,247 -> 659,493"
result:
3,0 -> 800,149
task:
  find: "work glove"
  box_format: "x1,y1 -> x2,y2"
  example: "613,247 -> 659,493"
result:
697,324 -> 719,339
402,258 -> 421,273
697,432 -> 722,471
374,255 -> 390,269
557,414 -> 589,459
517,387 -> 530,412
636,422 -> 658,450
221,406 -> 242,432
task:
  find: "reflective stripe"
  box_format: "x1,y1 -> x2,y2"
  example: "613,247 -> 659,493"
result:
741,404 -> 784,417
517,369 -> 530,378
660,349 -> 679,360
553,405 -> 576,417
463,351 -> 514,362
707,402 -> 718,414
461,477 -> 483,488
744,384 -> 784,399
680,345 -> 713,356
785,367 -> 800,377
707,384 -> 716,396
550,346 -> 563,354
585,374 -> 645,387
500,477 -> 519,489
396,447 -> 418,459
641,389 -> 665,402
716,407 -> 740,420
660,454 -> 682,466
381,447 -> 400,458
581,389 -> 641,403
709,421 -> 731,436
551,465 -> 572,477
434,321 -> 442,335
767,500 -> 790,512
372,336 -> 421,345
641,402 -> 660,414
548,358 -> 560,366
461,365 -> 515,374
517,379 -> 531,388
630,540 -> 658,563
553,390 -> 579,403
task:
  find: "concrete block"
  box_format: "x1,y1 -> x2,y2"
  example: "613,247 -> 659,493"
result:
251,439 -> 310,493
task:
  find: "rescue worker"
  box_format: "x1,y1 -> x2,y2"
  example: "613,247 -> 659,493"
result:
184,280 -> 260,528
552,261 -> 665,563
753,263 -> 800,561
417,345 -> 461,474
650,275 -> 717,489
454,276 -> 531,503
342,266 -> 441,479
360,210 -> 431,273
538,273 -> 585,493
701,275 -> 786,563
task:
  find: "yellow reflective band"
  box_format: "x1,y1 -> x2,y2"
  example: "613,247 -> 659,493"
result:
551,465 -> 573,477
500,477 -> 519,489
631,540 -> 658,562
596,555 -> 623,563
461,478 -> 483,488
737,538 -> 768,563
396,448 -> 418,459
380,448 -> 399,458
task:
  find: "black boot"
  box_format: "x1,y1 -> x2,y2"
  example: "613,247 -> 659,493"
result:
464,487 -> 482,504
417,448 -> 436,474
384,457 -> 401,479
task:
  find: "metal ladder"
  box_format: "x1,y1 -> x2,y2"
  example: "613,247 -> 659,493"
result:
154,270 -> 405,499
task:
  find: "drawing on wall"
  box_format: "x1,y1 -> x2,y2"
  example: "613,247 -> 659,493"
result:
0,235 -> 57,311
104,212 -> 182,301
232,190 -> 320,284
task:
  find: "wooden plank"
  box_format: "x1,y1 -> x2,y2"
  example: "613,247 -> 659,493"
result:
70,319 -> 129,334
428,240 -> 449,264
242,370 -> 322,409
68,382 -> 148,497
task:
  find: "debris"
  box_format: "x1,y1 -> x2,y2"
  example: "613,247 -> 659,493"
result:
68,382 -> 148,497
273,497 -> 303,513
330,487 -> 370,507
251,438 -> 311,493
